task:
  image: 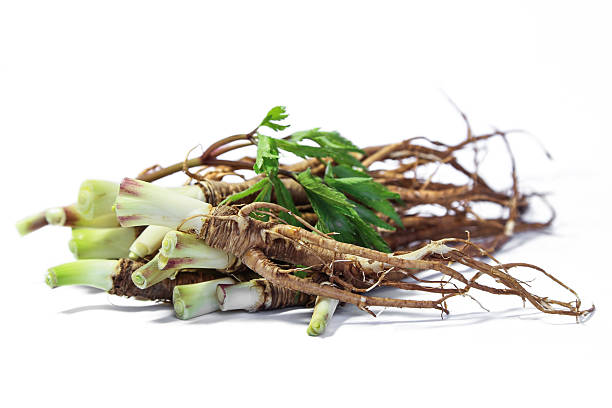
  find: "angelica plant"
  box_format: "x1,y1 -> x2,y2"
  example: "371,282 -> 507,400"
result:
16,105 -> 593,337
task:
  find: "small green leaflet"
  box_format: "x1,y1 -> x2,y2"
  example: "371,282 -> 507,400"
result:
254,135 -> 279,175
250,178 -> 274,222
351,200 -> 395,231
330,163 -> 370,178
218,178 -> 270,206
275,138 -> 365,169
291,128 -> 364,153
325,164 -> 404,227
259,106 -> 290,132
253,179 -> 273,203
269,174 -> 301,226
296,169 -> 391,252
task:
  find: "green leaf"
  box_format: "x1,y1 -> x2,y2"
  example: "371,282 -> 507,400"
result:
296,168 -> 353,209
296,169 -> 391,252
254,135 -> 279,175
275,138 -> 365,169
253,179 -> 273,203
259,106 -> 290,132
331,164 -> 370,179
219,177 -> 269,206
325,164 -> 403,227
351,200 -> 395,231
312,196 -> 360,245
269,174 -> 301,226
346,211 -> 392,253
247,179 -> 274,222
291,128 -> 363,153
293,270 -> 308,279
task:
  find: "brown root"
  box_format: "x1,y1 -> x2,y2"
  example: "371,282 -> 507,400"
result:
108,259 -> 221,301
242,249 -> 449,314
197,205 -> 591,319
131,113 -> 589,321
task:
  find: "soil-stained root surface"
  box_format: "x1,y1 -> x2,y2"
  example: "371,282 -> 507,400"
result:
197,203 -> 591,318
109,259 -> 219,301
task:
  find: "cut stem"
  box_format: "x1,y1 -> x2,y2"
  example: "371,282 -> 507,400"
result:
45,258 -> 218,301
307,296 -> 340,336
77,180 -> 119,220
171,185 -> 206,201
128,225 -> 172,260
46,260 -> 119,291
16,211 -> 48,236
217,280 -> 265,312
173,277 -> 236,320
159,230 -> 237,270
217,279 -> 314,312
131,253 -> 181,289
115,178 -> 211,233
69,227 -> 138,259
45,205 -> 119,228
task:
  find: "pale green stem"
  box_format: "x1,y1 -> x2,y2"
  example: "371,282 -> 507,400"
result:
16,211 -> 48,236
69,227 -> 138,259
115,178 -> 211,233
158,230 -> 236,270
216,281 -> 265,312
128,226 -> 172,260
45,205 -> 119,228
173,277 -> 236,320
77,180 -> 205,221
77,180 -> 119,220
170,185 -> 206,201
131,253 -> 180,289
307,296 -> 340,336
46,260 -> 119,291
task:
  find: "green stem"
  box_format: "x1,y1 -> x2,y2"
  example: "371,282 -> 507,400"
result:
128,225 -> 172,260
69,227 -> 138,259
159,231 -> 236,270
115,178 -> 211,232
173,277 -> 236,320
130,254 -> 181,289
307,296 -> 339,336
16,211 -> 48,236
45,205 -> 119,228
46,260 -> 119,291
171,185 -> 206,201
77,180 -> 119,220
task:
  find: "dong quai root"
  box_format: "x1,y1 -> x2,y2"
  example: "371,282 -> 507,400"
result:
17,105 -> 594,336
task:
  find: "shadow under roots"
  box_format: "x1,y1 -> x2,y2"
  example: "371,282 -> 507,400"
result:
60,301 -> 585,331
61,302 -> 170,314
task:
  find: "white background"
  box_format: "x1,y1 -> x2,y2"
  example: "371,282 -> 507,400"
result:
1,1 -> 610,407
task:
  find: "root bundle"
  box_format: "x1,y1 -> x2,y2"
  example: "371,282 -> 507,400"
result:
19,106 -> 593,335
